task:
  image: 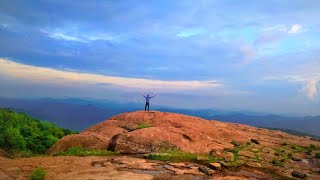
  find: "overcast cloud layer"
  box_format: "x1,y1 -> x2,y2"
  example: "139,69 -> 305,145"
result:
0,0 -> 320,115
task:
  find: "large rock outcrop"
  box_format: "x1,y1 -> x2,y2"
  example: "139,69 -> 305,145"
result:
48,111 -> 320,155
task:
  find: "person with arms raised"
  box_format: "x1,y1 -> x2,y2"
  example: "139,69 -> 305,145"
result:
140,93 -> 156,111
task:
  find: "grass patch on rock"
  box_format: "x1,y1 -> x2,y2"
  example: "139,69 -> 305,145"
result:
271,158 -> 284,167
147,150 -> 198,162
55,147 -> 118,157
137,122 -> 151,129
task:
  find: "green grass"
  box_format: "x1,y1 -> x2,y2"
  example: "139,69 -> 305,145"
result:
315,152 -> 320,158
147,150 -> 198,162
309,144 -> 320,150
252,146 -> 263,162
8,150 -> 34,158
271,158 -> 284,167
137,122 -> 151,129
29,167 -> 46,180
306,148 -> 312,155
55,147 -> 118,156
289,144 -> 305,153
15,168 -> 21,175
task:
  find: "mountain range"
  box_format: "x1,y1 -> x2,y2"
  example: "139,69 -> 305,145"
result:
0,97 -> 319,137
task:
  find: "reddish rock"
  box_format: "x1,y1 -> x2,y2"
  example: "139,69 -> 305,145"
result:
221,152 -> 234,161
49,111 -> 320,155
209,163 -> 222,171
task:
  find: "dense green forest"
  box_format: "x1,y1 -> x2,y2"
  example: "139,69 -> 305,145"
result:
0,108 -> 78,156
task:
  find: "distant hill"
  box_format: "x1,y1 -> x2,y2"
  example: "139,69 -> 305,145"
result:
209,114 -> 320,137
0,97 -> 138,131
0,97 -> 319,137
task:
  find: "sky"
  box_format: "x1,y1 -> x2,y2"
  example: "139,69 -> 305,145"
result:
0,0 -> 320,115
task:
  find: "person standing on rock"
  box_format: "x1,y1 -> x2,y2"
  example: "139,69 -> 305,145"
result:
141,93 -> 156,111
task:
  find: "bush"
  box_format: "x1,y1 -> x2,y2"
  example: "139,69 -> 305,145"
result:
137,122 -> 151,129
56,147 -> 117,156
306,148 -> 312,155
29,167 -> 46,180
316,152 -> 320,158
0,108 -> 78,155
8,150 -> 34,158
309,144 -> 317,150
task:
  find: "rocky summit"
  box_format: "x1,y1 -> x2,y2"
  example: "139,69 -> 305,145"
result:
1,111 -> 320,179
49,111 -> 319,155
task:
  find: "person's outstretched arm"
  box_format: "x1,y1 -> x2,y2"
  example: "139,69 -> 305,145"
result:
140,92 -> 146,98
150,94 -> 157,98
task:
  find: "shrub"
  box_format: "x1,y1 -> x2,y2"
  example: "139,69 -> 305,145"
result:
15,168 -> 21,175
8,150 -> 34,158
310,144 -> 317,150
306,148 -> 312,155
29,167 -> 46,180
137,122 -> 151,129
315,152 -> 320,158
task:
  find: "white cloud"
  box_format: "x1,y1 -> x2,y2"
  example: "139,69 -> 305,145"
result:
263,24 -> 304,34
176,27 -> 206,38
48,32 -> 86,42
263,24 -> 287,32
41,29 -> 121,43
0,58 -> 221,92
288,24 -> 302,34
301,79 -> 319,100
262,74 -> 320,100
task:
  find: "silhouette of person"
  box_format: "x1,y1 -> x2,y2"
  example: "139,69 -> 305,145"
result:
141,93 -> 156,111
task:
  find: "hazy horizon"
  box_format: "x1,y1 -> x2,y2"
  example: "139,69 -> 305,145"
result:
1,1 -> 320,115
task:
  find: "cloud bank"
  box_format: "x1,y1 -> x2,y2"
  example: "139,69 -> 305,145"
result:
0,58 -> 221,91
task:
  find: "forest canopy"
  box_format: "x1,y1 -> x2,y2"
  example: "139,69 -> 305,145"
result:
0,108 -> 77,154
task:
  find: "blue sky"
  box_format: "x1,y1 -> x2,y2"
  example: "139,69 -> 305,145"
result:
0,0 -> 320,115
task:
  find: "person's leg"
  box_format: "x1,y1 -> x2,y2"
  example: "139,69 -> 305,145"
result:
144,102 -> 147,111
147,102 -> 150,111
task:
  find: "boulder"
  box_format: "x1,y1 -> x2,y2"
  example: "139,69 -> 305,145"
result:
291,170 -> 307,179
245,161 -> 262,168
209,163 -> 222,171
221,152 -> 234,161
198,166 -> 214,175
251,139 -> 260,145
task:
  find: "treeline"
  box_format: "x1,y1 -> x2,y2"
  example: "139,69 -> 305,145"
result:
0,108 -> 78,155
